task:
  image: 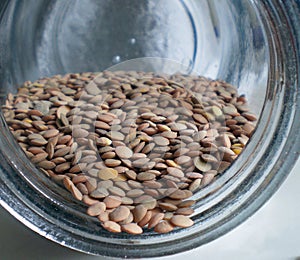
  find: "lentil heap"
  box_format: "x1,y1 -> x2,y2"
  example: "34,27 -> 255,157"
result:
2,71 -> 257,234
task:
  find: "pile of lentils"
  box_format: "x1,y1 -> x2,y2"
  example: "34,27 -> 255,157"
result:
2,71 -> 257,234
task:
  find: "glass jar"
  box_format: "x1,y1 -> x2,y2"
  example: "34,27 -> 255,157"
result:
0,0 -> 299,258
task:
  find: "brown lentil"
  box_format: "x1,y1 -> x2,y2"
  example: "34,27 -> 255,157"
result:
154,220 -> 174,233
132,205 -> 147,223
121,223 -> 143,235
170,215 -> 194,228
101,221 -> 121,233
109,206 -> 131,222
148,213 -> 165,229
87,202 -> 106,217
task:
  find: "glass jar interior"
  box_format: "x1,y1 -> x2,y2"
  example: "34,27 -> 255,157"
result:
0,0 -> 298,258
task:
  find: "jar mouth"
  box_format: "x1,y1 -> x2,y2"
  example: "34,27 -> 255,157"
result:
0,0 -> 299,258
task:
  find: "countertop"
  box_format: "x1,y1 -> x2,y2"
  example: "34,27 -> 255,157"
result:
0,159 -> 299,260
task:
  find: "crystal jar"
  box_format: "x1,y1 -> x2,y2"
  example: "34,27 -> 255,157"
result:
0,0 -> 299,258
